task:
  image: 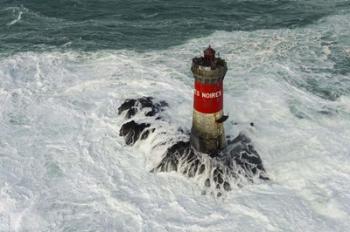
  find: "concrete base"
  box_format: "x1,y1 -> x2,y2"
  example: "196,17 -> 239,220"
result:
190,110 -> 226,154
190,128 -> 225,155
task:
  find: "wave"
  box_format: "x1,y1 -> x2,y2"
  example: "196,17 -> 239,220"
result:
6,10 -> 23,26
1,0 -> 350,53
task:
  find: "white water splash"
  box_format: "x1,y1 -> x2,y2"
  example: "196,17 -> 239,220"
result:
7,11 -> 23,26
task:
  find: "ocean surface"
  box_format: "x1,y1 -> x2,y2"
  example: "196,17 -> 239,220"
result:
1,0 -> 350,231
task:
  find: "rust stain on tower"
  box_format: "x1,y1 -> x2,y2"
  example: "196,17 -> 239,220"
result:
191,46 -> 228,154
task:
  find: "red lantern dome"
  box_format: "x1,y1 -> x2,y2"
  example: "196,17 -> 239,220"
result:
204,46 -> 216,64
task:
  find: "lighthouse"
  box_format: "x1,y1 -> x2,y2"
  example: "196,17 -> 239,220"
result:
118,46 -> 267,188
190,46 -> 228,155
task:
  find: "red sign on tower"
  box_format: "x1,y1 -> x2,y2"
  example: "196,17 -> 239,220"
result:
193,80 -> 223,113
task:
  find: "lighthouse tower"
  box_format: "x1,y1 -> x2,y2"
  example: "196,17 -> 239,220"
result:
190,46 -> 228,155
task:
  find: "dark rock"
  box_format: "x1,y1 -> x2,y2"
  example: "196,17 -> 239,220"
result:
205,178 -> 211,187
155,141 -> 192,172
155,132 -> 268,196
198,164 -> 205,175
159,101 -> 169,108
118,99 -> 136,115
119,120 -> 150,145
223,182 -> 231,191
217,175 -> 223,184
226,133 -> 268,181
118,97 -> 168,119
188,159 -> 199,177
229,133 -> 251,144
140,128 -> 155,140
137,97 -> 154,108
151,132 -> 268,197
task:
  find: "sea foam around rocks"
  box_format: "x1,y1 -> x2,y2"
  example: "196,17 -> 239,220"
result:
118,97 -> 268,197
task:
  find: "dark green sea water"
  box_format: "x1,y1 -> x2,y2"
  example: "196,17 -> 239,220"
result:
1,0 -> 349,53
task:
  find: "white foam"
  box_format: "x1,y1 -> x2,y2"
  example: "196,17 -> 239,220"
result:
6,9 -> 23,26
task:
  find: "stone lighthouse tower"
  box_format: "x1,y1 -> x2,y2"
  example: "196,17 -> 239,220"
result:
190,46 -> 228,155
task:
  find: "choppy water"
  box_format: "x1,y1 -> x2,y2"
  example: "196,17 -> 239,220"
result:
1,0 -> 350,231
0,0 -> 349,52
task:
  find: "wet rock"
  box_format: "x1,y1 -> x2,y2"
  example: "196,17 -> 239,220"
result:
155,141 -> 192,172
198,164 -> 205,175
118,99 -> 141,119
205,178 -> 211,187
118,97 -> 168,119
217,175 -> 223,184
140,128 -> 155,140
226,133 -> 267,180
187,159 -> 200,177
155,132 -> 268,195
119,120 -> 151,145
223,182 -> 231,191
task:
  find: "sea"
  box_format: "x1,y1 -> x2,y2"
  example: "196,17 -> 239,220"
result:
0,0 -> 350,231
